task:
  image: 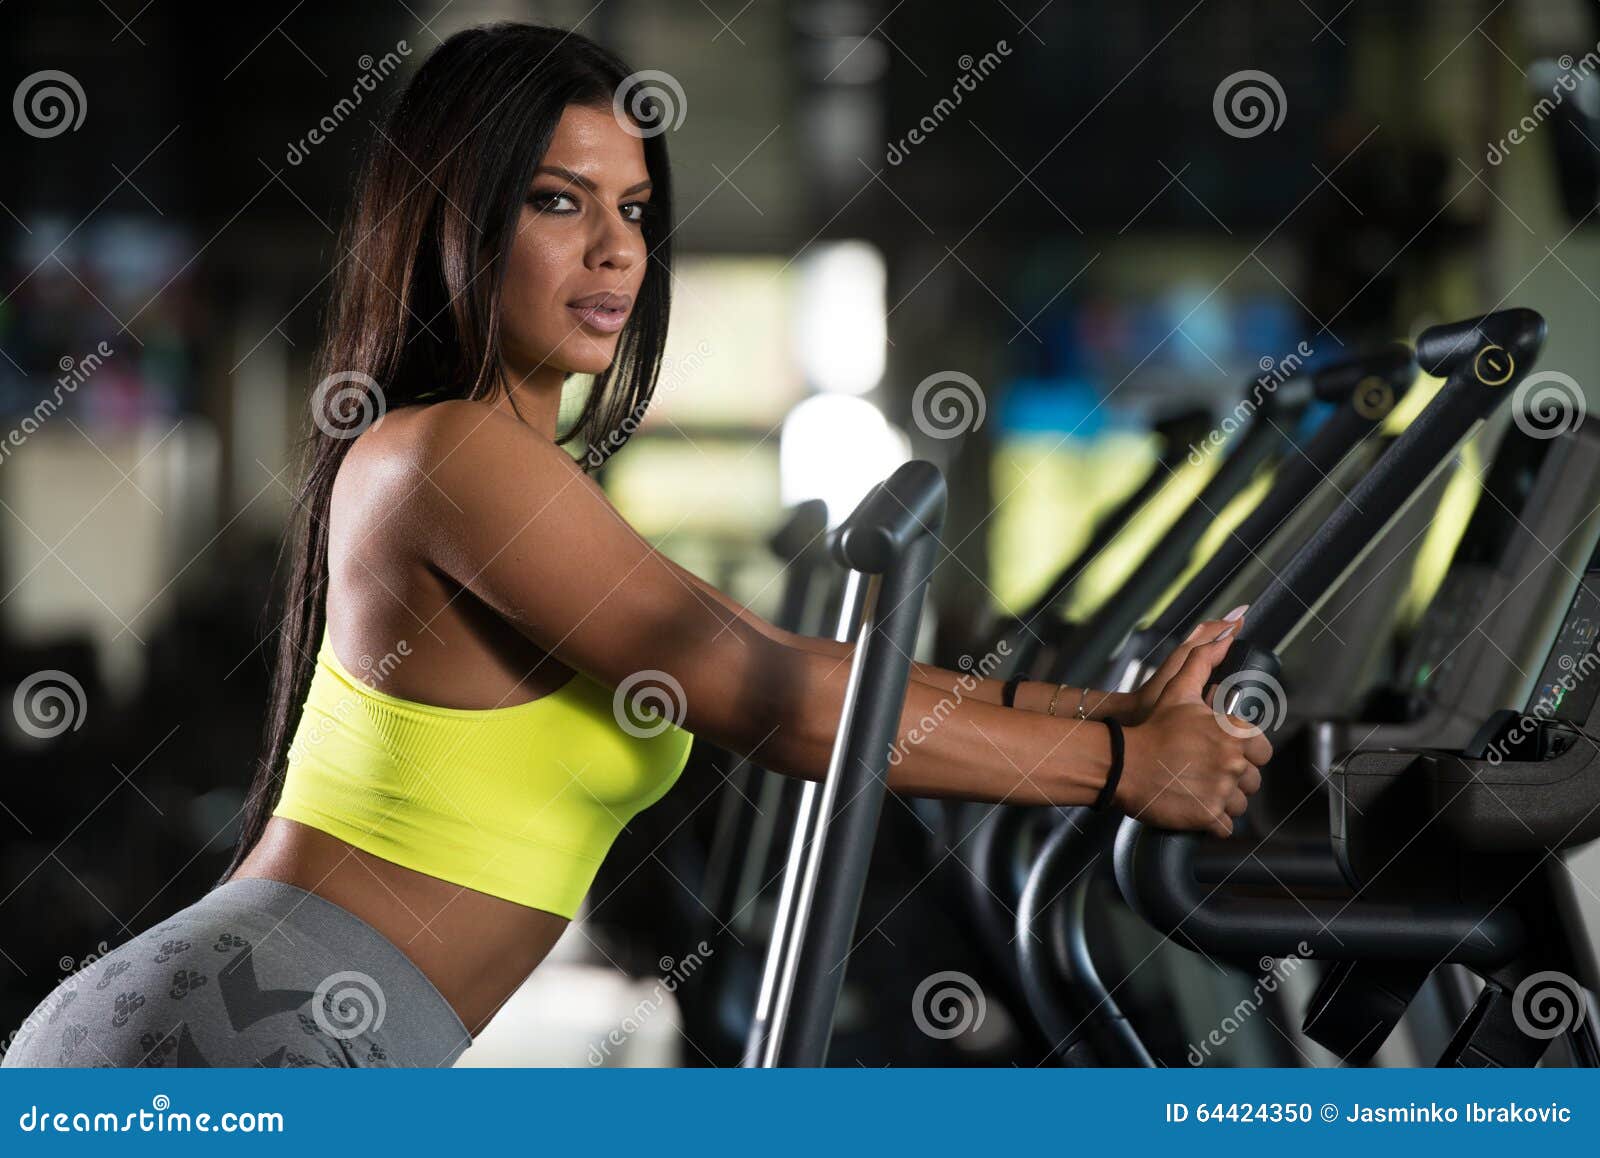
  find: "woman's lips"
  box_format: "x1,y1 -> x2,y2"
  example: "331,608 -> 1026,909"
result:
567,303 -> 630,334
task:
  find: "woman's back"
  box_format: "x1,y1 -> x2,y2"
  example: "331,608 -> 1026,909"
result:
231,399 -> 629,1038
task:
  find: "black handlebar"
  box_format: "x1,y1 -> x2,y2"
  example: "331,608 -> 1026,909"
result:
1142,343 -> 1419,646
762,460 -> 947,1067
1414,308 -> 1545,377
1004,408 -> 1215,678
1226,310 -> 1545,661
1115,309 -> 1547,964
1112,826 -> 1526,964
768,498 -> 829,563
1049,394 -> 1302,687
829,460 -> 946,573
1310,340 -> 1416,404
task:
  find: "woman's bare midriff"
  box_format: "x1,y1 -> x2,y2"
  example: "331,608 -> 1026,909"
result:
228,816 -> 569,1038
228,404 -> 588,1040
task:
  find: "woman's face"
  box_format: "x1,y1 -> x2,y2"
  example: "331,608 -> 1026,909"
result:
499,102 -> 654,381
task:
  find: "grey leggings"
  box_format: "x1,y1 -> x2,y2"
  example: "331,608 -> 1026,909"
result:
0,877 -> 471,1068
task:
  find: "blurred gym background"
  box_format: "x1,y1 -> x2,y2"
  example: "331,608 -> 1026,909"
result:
3,0 -> 1600,1065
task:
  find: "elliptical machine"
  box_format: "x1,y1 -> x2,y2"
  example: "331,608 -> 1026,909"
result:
1115,308 -> 1600,1067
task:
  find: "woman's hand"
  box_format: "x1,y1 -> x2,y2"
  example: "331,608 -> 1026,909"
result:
1116,622 -> 1272,838
1123,604 -> 1250,726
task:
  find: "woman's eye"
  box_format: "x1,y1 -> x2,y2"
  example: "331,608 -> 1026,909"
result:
622,202 -> 650,224
527,191 -> 577,213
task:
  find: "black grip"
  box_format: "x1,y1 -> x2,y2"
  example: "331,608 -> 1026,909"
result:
1311,340 -> 1417,406
1236,309 -> 1544,654
768,499 -> 829,563
1414,308 -> 1546,378
829,460 -> 946,573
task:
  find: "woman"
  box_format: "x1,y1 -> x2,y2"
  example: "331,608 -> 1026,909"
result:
0,22 -> 1267,1069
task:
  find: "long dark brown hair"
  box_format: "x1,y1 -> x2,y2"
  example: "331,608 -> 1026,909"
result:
216,22 -> 675,885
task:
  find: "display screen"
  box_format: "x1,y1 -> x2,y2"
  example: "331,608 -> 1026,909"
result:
1526,539 -> 1600,725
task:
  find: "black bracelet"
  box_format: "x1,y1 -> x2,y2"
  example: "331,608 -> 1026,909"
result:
1001,673 -> 1029,709
1092,718 -> 1124,812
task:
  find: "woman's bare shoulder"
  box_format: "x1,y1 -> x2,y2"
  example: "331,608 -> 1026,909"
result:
354,399 -> 606,565
345,399 -> 568,491
389,399 -> 578,477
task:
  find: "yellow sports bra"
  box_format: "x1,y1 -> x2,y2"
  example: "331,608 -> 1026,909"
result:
272,626 -> 694,919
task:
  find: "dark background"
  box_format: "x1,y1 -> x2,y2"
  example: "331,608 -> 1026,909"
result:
2,0 -> 1598,1065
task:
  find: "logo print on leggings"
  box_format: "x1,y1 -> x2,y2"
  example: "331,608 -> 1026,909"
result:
137,1023 -> 214,1068
138,1028 -> 180,1067
216,943 -> 314,1031
46,989 -> 78,1023
153,939 -> 191,963
111,991 -> 145,1028
168,970 -> 207,1000
312,971 -> 386,1039
57,1024 -> 90,1065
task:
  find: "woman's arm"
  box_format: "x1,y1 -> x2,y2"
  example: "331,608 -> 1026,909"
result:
407,403 -> 1267,833
650,543 -> 1240,727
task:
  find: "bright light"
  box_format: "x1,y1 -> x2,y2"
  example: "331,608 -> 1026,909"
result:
793,241 -> 887,395
780,393 -> 911,527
